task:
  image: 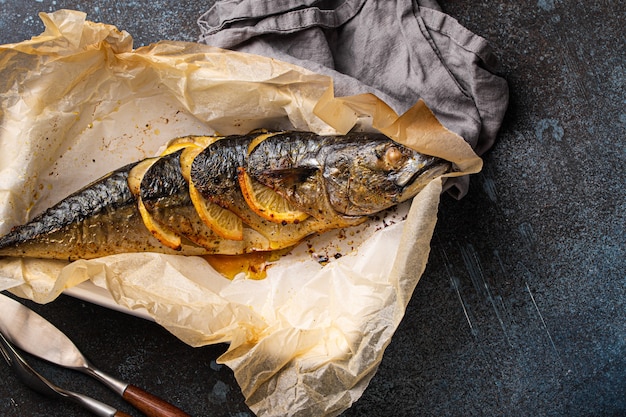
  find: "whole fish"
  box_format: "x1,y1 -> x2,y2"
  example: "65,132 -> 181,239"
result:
0,130 -> 450,261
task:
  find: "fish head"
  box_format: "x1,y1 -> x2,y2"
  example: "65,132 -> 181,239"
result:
323,138 -> 449,216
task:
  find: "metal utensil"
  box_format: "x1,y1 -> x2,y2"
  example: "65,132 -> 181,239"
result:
0,330 -> 132,417
0,293 -> 191,417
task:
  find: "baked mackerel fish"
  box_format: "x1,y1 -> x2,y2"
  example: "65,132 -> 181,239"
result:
0,130 -> 450,261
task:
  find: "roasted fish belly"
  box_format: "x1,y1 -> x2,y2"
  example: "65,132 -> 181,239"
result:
0,131 -> 451,261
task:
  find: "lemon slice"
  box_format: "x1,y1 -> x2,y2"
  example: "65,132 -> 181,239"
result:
127,158 -> 158,196
238,168 -> 309,224
137,197 -> 182,250
179,141 -> 217,183
247,130 -> 283,154
161,135 -> 222,156
179,137 -> 243,240
189,180 -> 243,241
128,157 -> 183,249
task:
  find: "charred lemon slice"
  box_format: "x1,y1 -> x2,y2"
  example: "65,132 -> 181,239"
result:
189,180 -> 244,241
238,168 -> 309,224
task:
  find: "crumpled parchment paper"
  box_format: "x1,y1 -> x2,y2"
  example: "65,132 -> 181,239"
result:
0,10 -> 482,417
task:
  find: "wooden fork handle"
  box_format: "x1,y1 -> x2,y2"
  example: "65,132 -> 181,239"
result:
123,384 -> 192,417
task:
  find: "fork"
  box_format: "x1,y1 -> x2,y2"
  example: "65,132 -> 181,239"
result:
0,330 -> 132,417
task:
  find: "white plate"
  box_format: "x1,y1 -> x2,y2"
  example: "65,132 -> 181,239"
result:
64,281 -> 153,321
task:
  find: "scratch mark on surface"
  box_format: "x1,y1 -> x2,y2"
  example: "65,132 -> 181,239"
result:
460,244 -> 512,346
436,235 -> 476,335
563,41 -> 590,103
493,250 -> 515,326
451,273 -> 476,336
525,281 -> 562,365
460,244 -> 486,299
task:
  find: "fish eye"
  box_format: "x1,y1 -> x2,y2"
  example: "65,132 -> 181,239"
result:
384,146 -> 404,167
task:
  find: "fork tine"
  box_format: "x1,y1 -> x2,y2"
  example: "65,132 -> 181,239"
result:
0,331 -> 132,417
0,331 -> 60,397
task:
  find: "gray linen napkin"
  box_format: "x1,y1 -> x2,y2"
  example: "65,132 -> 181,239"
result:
197,0 -> 509,198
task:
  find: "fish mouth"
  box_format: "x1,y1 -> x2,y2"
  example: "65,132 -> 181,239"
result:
394,155 -> 438,187
396,160 -> 451,202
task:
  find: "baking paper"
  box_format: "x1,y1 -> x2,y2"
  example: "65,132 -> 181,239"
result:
0,10 -> 482,416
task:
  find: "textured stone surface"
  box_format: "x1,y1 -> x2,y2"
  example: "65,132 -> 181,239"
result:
0,1 -> 624,416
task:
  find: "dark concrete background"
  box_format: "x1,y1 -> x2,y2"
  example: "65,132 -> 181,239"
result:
1,1 -> 624,416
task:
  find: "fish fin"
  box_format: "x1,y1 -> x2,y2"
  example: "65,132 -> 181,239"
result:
256,167 -> 318,191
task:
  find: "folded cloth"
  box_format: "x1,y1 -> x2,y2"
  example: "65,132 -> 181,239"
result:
198,0 -> 509,198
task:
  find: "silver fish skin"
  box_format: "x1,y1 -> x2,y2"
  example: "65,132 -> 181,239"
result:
0,162 -> 201,260
246,132 -> 450,216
